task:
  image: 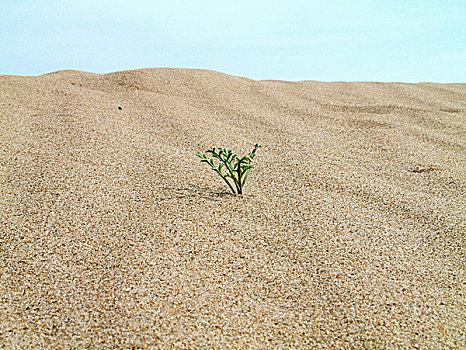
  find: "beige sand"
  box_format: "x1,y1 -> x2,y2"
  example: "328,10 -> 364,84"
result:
1,68 -> 465,348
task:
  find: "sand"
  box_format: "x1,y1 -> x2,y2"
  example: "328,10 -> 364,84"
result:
1,68 -> 465,348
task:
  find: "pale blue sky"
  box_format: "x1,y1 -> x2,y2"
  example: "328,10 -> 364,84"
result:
1,0 -> 465,82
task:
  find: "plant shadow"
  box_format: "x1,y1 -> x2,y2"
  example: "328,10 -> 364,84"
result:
157,184 -> 233,202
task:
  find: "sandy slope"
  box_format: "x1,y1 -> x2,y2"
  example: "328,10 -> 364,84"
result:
1,68 -> 465,348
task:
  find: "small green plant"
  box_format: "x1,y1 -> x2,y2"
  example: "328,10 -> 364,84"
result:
196,143 -> 261,195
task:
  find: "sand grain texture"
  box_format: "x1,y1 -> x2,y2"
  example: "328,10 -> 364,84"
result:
1,69 -> 465,348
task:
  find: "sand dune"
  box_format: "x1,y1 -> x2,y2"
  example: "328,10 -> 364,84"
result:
1,68 -> 465,348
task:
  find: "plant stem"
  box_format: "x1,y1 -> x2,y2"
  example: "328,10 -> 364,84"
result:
236,165 -> 242,194
223,176 -> 236,195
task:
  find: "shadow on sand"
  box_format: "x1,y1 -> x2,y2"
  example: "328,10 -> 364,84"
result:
156,184 -> 233,202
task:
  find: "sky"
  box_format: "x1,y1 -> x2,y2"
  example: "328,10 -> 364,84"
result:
1,0 -> 465,82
